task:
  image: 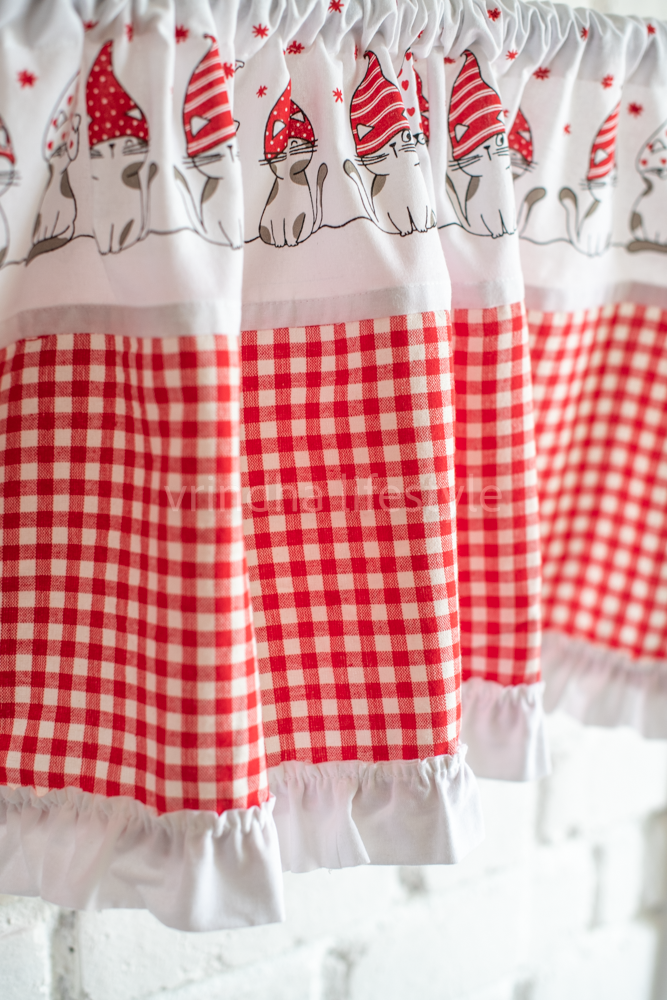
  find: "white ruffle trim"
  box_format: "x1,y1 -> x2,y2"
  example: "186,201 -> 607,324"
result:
542,630 -> 667,738
269,748 -> 483,872
460,678 -> 551,781
0,750 -> 485,928
0,787 -> 284,932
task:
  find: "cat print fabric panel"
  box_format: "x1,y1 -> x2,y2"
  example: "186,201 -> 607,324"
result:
629,118 -> 667,252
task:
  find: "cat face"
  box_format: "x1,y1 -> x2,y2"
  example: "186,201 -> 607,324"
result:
454,131 -> 510,178
587,170 -> 616,204
193,139 -> 238,181
359,128 -> 418,176
90,136 -> 148,175
268,137 -> 314,181
638,122 -> 667,180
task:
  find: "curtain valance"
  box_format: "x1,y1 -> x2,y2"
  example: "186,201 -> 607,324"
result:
0,0 -> 665,931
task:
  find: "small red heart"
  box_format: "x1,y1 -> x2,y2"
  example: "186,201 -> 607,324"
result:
405,51 -> 412,59
407,107 -> 415,116
401,80 -> 409,90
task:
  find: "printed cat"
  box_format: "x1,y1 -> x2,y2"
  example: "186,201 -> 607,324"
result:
446,51 -> 516,238
259,82 -> 326,246
30,73 -> 80,261
629,117 -> 667,251
559,103 -> 619,257
0,114 -> 15,266
86,42 -> 151,255
176,36 -> 243,248
344,52 -> 434,236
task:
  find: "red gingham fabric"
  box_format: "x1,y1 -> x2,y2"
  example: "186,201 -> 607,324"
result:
240,312 -> 461,767
530,303 -> 667,661
0,332 -> 268,814
452,304 -> 542,687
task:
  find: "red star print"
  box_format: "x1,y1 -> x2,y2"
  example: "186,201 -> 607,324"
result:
329,0 -> 344,11
506,49 -> 518,60
17,69 -> 37,88
488,8 -> 501,20
444,57 -> 456,65
602,74 -> 614,89
628,102 -> 644,117
333,88 -> 343,103
286,41 -> 305,54
253,24 -> 269,38
533,67 -> 550,80
256,85 -> 268,98
125,24 -> 134,41
83,19 -> 98,31
580,26 -> 589,40
564,124 -> 571,134
223,62 -> 235,79
175,25 -> 189,43
648,24 -> 656,35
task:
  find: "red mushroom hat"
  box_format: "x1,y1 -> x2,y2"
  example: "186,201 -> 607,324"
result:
416,69 -> 430,143
44,72 -> 80,159
350,52 -> 409,158
183,35 -> 236,158
587,103 -> 620,182
263,80 -> 314,161
0,114 -> 14,165
448,50 -> 504,160
508,107 -> 533,166
86,40 -> 149,148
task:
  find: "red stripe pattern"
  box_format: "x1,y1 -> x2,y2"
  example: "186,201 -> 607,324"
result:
183,36 -> 236,158
452,304 -> 542,686
240,313 -> 461,766
587,102 -> 620,182
350,52 -> 410,158
0,333 -> 267,814
530,304 -> 667,660
448,50 -> 504,161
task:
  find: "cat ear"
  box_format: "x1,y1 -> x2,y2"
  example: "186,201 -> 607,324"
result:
357,123 -> 373,139
454,123 -> 468,143
273,119 -> 287,139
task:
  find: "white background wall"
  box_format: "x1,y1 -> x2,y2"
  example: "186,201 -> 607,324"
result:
3,0 -> 667,997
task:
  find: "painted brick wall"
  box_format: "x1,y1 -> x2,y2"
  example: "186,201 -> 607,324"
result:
3,712 -> 667,1000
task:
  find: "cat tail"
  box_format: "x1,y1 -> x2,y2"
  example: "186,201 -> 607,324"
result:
343,160 -> 377,222
445,174 -> 469,229
517,187 -> 546,235
314,163 -> 328,231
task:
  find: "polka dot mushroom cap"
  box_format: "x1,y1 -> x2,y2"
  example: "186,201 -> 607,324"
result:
86,40 -> 149,148
44,72 -> 80,159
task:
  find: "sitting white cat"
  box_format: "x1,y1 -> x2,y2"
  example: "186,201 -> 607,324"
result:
259,136 -> 326,247
176,138 -> 243,249
90,135 -> 150,254
446,131 -> 516,238
559,173 -> 615,257
344,128 -> 435,236
629,118 -> 667,251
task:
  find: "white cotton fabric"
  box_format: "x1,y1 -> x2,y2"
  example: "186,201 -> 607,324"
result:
460,678 -> 551,782
0,787 -> 284,932
0,750 -> 484,928
542,631 -> 667,739
269,748 -> 484,872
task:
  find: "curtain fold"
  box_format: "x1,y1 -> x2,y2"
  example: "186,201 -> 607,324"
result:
0,0 -> 664,929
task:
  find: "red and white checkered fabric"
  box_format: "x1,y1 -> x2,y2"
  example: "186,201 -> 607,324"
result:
530,303 -> 667,661
452,304 -> 542,687
0,332 -> 268,814
240,312 -> 461,767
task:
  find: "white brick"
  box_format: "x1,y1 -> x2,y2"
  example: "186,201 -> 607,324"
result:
593,822 -> 645,925
529,839 -> 596,963
348,867 -> 530,1000
643,812 -> 667,911
532,920 -> 659,1000
0,923 -> 51,1000
142,947 -> 323,1000
539,714 -> 667,842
